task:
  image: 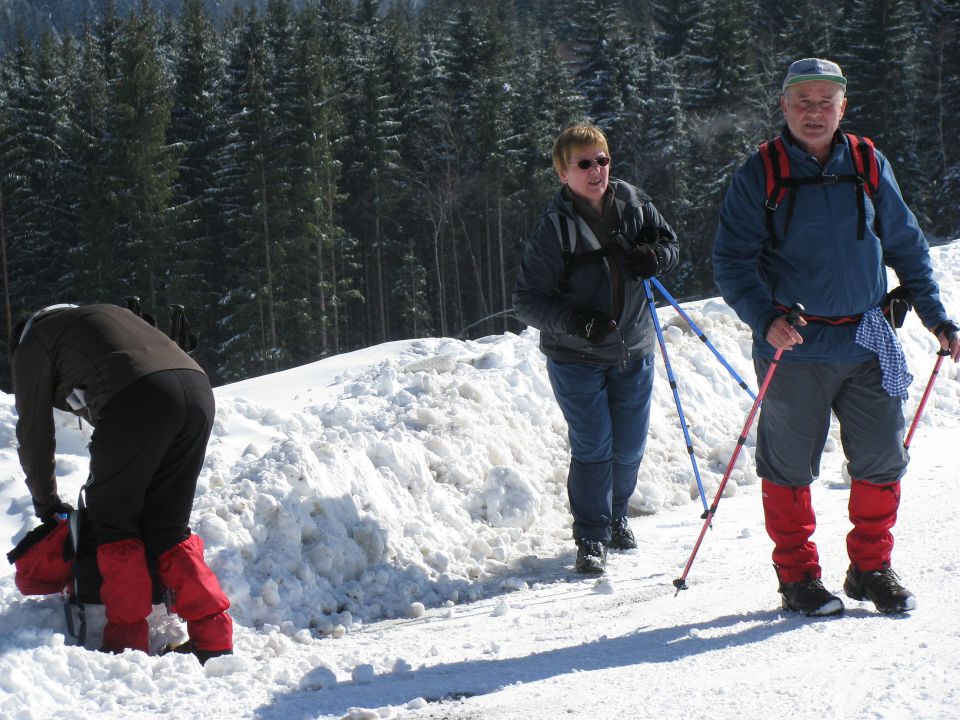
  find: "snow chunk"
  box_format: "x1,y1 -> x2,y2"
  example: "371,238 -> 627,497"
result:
352,664 -> 376,684
299,664 -> 338,691
475,466 -> 541,529
203,654 -> 250,677
406,602 -> 426,618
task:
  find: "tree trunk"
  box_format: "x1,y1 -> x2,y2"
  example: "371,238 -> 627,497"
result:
0,190 -> 10,346
375,177 -> 387,342
314,163 -> 329,356
498,193 -> 507,332
258,150 -> 278,371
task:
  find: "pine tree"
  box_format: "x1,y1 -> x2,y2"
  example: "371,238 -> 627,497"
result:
272,0 -> 341,359
682,0 -> 764,297
380,0 -> 433,339
653,0 -> 701,60
214,4 -> 281,380
63,22 -> 118,303
0,33 -> 73,320
840,0 -> 921,208
918,1 -> 960,239
339,0 -> 405,346
105,3 -> 179,308
407,32 -> 456,338
507,38 -> 584,236
263,0 -> 318,366
168,0 -> 227,379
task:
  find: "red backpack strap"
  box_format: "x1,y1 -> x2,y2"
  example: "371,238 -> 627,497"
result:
846,133 -> 879,196
759,137 -> 791,208
758,137 -> 793,246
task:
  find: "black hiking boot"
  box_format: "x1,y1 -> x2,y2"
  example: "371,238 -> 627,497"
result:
778,576 -> 844,617
608,517 -> 637,551
574,539 -> 606,575
843,564 -> 916,614
161,640 -> 233,666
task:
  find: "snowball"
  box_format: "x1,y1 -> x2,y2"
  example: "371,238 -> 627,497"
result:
352,664 -> 375,684
491,599 -> 510,617
406,602 -> 426,619
203,654 -> 250,677
299,665 -> 338,691
630,481 -> 666,514
593,577 -> 615,594
478,466 -> 541,529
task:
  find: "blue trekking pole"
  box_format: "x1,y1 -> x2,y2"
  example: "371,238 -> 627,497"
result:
644,280 -> 709,515
649,277 -> 756,400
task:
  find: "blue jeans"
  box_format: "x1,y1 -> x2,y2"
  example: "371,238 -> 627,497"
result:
547,354 -> 655,541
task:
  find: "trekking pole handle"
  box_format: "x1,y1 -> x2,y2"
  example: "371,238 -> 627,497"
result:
785,303 -> 805,326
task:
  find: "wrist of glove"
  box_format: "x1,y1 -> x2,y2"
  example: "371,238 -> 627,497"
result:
624,244 -> 659,280
934,320 -> 959,342
35,498 -> 73,525
568,310 -> 617,344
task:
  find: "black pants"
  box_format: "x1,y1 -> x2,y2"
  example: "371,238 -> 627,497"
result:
86,369 -> 215,557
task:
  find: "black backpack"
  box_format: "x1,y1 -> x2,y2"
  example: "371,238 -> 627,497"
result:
124,296 -> 198,353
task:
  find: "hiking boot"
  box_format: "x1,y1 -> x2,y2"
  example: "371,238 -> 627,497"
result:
843,564 -> 916,614
778,576 -> 844,616
161,639 -> 233,666
608,517 -> 637,551
574,539 -> 606,575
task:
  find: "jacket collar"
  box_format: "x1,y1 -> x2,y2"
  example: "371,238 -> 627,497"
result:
779,125 -> 851,168
19,304 -> 78,345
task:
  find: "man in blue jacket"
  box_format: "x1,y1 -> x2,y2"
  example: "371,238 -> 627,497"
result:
713,58 -> 959,616
513,123 -> 679,574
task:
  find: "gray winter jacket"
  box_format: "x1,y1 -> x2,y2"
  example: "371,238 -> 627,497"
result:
512,179 -> 679,365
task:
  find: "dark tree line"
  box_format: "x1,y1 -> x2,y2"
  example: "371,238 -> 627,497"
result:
1,0 -> 957,388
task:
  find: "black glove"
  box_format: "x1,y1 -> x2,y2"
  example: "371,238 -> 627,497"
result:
624,244 -> 659,280
934,320 -> 959,343
568,310 -> 617,344
35,497 -> 74,525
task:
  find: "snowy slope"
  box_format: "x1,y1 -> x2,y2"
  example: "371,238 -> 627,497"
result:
0,242 -> 958,720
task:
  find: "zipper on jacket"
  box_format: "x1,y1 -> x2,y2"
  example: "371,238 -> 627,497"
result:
615,324 -> 630,369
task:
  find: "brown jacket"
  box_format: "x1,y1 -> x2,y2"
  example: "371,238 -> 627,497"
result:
12,304 -> 204,514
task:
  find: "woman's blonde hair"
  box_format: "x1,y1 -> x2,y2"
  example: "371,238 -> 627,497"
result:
552,122 -> 609,175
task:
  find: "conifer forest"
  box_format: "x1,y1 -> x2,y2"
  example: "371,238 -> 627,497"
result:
0,0 -> 957,387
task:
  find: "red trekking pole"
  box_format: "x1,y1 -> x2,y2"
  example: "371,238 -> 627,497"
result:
903,348 -> 951,450
673,303 -> 804,593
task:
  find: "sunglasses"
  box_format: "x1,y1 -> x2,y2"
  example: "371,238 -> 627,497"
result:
575,156 -> 611,170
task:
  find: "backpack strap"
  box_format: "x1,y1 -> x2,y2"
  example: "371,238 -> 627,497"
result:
846,133 -> 880,240
846,133 -> 879,195
553,212 -> 577,288
759,138 -> 792,246
553,211 -> 612,287
844,133 -> 880,240
760,133 -> 881,244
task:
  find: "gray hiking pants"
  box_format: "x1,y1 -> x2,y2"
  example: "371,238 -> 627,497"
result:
754,357 -> 908,487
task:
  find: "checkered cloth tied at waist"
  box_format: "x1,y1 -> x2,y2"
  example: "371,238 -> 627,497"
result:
854,306 -> 913,399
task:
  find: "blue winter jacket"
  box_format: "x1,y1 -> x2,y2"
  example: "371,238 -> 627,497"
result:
513,179 -> 679,366
713,129 -> 948,362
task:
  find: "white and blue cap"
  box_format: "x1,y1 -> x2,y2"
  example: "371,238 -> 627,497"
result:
782,58 -> 847,94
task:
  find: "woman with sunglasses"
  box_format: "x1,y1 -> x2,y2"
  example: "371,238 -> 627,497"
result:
513,122 -> 680,574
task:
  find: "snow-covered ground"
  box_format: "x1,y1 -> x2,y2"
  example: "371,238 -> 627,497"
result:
1,242 -> 958,720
